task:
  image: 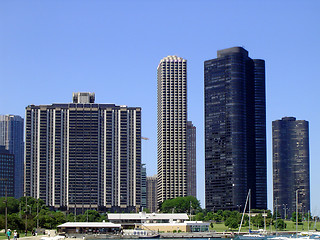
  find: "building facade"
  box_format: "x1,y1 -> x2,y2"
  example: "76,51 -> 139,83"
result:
187,121 -> 196,197
25,92 -> 141,212
141,164 -> 147,210
0,115 -> 24,198
272,117 -> 310,219
146,175 -> 157,213
157,56 -> 187,204
204,47 -> 267,211
0,146 -> 15,197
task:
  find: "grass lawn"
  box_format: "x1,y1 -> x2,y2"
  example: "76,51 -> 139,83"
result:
0,232 -> 40,239
210,221 -> 320,232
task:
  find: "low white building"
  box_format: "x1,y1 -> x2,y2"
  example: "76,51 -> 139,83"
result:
138,221 -> 210,233
107,212 -> 189,228
57,222 -> 121,234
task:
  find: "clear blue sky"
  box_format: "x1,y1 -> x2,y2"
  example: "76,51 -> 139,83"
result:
1,0 -> 320,214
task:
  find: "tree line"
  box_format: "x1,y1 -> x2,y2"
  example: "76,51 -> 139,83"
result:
0,195 -> 314,231
0,196 -> 106,231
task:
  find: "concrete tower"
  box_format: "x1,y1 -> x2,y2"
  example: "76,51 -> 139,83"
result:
157,56 -> 187,204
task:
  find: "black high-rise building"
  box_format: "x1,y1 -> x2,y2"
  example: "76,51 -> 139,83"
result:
204,47 -> 267,211
0,115 -> 24,198
187,121 -> 196,198
0,146 -> 14,197
272,117 -> 310,219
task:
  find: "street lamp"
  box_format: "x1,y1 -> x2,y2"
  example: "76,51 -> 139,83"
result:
237,205 -> 242,212
0,178 -> 8,234
283,204 -> 288,220
25,192 -> 28,236
296,190 -> 299,236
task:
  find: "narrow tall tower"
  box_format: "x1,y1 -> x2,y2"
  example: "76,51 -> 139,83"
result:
204,47 -> 267,211
0,115 -> 24,198
187,121 -> 196,197
273,117 -> 310,219
157,55 -> 187,204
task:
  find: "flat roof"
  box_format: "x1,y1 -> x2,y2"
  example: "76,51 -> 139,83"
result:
57,222 -> 121,228
108,212 -> 189,220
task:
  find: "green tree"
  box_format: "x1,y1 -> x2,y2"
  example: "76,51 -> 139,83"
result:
252,214 -> 264,228
80,210 -> 101,222
275,219 -> 286,230
66,213 -> 77,222
225,217 -> 239,230
222,210 -> 232,221
195,212 -> 205,221
205,212 -> 214,221
0,197 -> 19,214
291,212 -> 302,223
161,196 -> 201,213
7,213 -> 24,231
143,208 -> 151,213
213,213 -> 222,222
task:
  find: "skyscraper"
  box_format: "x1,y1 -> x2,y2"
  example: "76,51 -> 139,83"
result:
25,92 -> 141,212
141,164 -> 147,210
187,121 -> 196,197
204,47 -> 267,211
273,117 -> 310,219
0,115 -> 24,198
0,146 -> 14,197
146,175 -> 157,213
157,55 -> 187,204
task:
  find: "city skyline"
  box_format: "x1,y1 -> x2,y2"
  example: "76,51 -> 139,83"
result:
1,1 -> 320,213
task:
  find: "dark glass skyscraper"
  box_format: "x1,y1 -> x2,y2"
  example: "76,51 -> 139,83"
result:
0,115 -> 24,198
0,146 -> 15,197
204,47 -> 267,211
141,164 -> 147,210
273,117 -> 310,219
187,121 -> 196,198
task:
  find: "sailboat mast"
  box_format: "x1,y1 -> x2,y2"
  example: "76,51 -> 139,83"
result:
249,189 -> 251,231
296,189 -> 298,236
238,189 -> 250,235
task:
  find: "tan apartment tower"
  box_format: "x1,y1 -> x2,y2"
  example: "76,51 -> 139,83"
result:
146,175 -> 157,213
24,92 -> 141,213
157,56 -> 187,205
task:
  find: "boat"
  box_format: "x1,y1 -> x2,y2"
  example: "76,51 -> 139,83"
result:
267,236 -> 293,240
239,234 -> 265,239
138,234 -> 160,238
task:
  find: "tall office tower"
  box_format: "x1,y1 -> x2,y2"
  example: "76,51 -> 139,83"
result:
187,121 -> 196,197
273,117 -> 310,219
0,146 -> 14,197
204,47 -> 267,211
0,115 -> 24,198
146,175 -> 157,213
157,55 -> 187,204
141,164 -> 147,210
25,92 -> 141,212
